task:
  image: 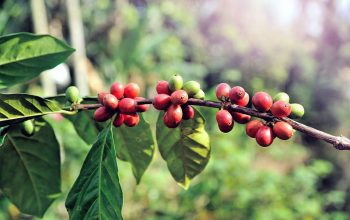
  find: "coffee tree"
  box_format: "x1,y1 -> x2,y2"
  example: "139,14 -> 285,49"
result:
0,33 -> 349,219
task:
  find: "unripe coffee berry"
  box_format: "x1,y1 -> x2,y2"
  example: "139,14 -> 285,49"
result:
171,90 -> 188,105
135,97 -> 149,112
216,83 -> 230,101
169,74 -> 183,91
65,86 -> 80,103
229,86 -> 245,102
163,112 -> 179,128
124,82 -> 140,98
235,93 -> 250,107
119,98 -> 137,114
93,107 -> 113,122
113,114 -> 124,127
98,92 -> 108,104
156,80 -> 171,95
232,112 -> 251,124
21,120 -> 35,136
273,92 -> 290,103
166,105 -> 183,124
290,103 -> 305,119
216,109 -> 234,133
270,100 -> 291,118
273,122 -> 293,140
153,94 -> 171,110
252,91 -> 273,112
110,82 -> 124,99
255,126 -> 274,147
182,105 -> 195,120
193,89 -> 205,99
246,120 -> 264,138
183,81 -> 200,96
124,114 -> 140,127
103,94 -> 119,111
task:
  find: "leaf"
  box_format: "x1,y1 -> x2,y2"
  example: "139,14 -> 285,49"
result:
0,32 -> 75,88
0,118 -> 61,217
0,93 -> 67,127
156,107 -> 211,189
114,115 -> 155,183
65,124 -> 123,220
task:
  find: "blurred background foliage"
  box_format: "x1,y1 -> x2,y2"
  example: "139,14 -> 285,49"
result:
1,0 -> 350,219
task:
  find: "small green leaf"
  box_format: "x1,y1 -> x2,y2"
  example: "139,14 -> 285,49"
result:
66,124 -> 123,220
0,118 -> 61,217
0,125 -> 9,146
0,32 -> 75,88
114,115 -> 155,183
156,107 -> 211,189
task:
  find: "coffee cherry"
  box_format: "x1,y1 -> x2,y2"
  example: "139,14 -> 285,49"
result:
229,86 -> 245,102
93,107 -> 113,122
113,114 -> 124,127
216,109 -> 234,133
252,92 -> 273,112
182,105 -> 195,120
235,93 -> 250,107
232,112 -> 251,124
156,80 -> 171,95
183,81 -> 200,96
169,74 -> 183,91
255,126 -> 274,147
290,103 -> 305,119
273,122 -> 293,140
110,82 -> 124,99
124,82 -> 140,98
65,86 -> 80,103
270,100 -> 291,118
124,113 -> 140,127
246,120 -> 264,138
135,97 -> 149,112
98,92 -> 108,104
166,105 -> 183,124
273,92 -> 290,103
119,98 -> 137,114
171,90 -> 188,105
103,94 -> 119,111
193,89 -> 205,99
153,94 -> 171,110
21,120 -> 35,136
163,112 -> 179,128
216,83 -> 230,101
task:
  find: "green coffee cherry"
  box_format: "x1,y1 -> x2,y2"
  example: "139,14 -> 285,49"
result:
169,74 -> 183,91
65,86 -> 80,103
273,92 -> 290,103
183,81 -> 200,96
21,120 -> 35,136
193,89 -> 205,99
290,103 -> 304,119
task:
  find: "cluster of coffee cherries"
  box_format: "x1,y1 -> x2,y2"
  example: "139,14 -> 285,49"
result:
93,82 -> 149,127
153,74 -> 205,128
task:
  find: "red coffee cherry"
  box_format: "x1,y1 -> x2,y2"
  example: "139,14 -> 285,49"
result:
166,105 -> 183,124
216,83 -> 231,101
156,80 -> 171,95
113,114 -> 124,127
216,109 -> 234,133
171,90 -> 188,105
119,98 -> 137,114
182,105 -> 195,120
235,93 -> 250,107
255,126 -> 274,147
246,119 -> 264,138
153,94 -> 171,110
252,91 -> 273,112
110,82 -> 124,99
135,97 -> 149,112
103,94 -> 119,111
98,92 -> 108,104
163,112 -> 180,128
273,122 -> 293,140
124,82 -> 140,98
124,113 -> 140,127
93,107 -> 113,122
270,101 -> 291,118
229,86 -> 245,102
232,112 -> 251,124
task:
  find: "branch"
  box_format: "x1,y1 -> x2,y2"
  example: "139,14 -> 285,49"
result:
72,98 -> 350,150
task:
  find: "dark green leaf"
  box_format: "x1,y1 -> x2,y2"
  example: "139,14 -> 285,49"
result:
114,115 -> 155,183
66,124 -> 123,220
0,32 -> 75,88
0,118 -> 61,217
0,125 -> 9,146
156,108 -> 211,189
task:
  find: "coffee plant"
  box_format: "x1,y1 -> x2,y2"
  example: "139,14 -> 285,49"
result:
0,32 -> 349,219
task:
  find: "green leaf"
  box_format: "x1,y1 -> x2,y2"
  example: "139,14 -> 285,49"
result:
0,93 -> 68,127
114,115 -> 155,183
0,118 -> 61,217
66,124 -> 123,220
0,32 -> 75,88
0,126 -> 9,146
156,107 -> 211,189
